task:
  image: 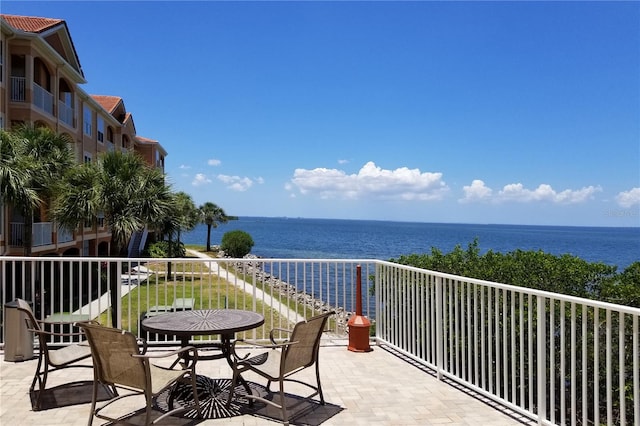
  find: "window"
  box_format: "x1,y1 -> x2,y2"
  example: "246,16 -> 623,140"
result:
97,116 -> 104,143
97,212 -> 105,228
83,106 -> 92,136
84,152 -> 92,164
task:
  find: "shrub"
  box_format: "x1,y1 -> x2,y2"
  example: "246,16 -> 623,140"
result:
221,230 -> 254,258
145,240 -> 186,258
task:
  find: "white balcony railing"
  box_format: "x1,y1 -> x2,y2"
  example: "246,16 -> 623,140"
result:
56,226 -> 74,243
33,83 -> 54,115
0,256 -> 637,425
58,100 -> 74,127
375,262 -> 640,426
10,76 -> 26,101
9,222 -> 54,247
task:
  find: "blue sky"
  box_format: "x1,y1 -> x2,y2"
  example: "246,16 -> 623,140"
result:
4,1 -> 639,227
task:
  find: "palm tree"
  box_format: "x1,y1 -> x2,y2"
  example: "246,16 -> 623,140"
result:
198,202 -> 228,252
0,129 -> 39,220
153,192 -> 198,279
174,192 -> 199,246
52,150 -> 173,326
1,124 -> 74,255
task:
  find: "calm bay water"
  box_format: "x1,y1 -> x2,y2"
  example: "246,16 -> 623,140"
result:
183,217 -> 640,270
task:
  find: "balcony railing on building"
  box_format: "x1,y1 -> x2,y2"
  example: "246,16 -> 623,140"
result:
0,255 -> 638,426
10,76 -> 26,101
56,226 -> 74,244
33,83 -> 54,115
10,78 -> 56,118
58,100 -> 74,127
9,222 -> 53,247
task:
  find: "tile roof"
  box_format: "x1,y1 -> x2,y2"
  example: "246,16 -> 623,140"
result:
1,14 -> 64,33
136,136 -> 158,144
91,95 -> 122,114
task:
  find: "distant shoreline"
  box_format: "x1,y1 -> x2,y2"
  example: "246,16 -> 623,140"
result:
227,215 -> 640,229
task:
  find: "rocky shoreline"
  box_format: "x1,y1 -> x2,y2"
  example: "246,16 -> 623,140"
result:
228,254 -> 355,334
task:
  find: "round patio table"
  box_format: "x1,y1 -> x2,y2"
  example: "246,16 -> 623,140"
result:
141,309 -> 264,364
141,309 -> 265,418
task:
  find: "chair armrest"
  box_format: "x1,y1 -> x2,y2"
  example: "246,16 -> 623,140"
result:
26,327 -> 87,339
269,327 -> 292,344
230,338 -> 298,363
32,318 -> 96,338
133,345 -> 199,369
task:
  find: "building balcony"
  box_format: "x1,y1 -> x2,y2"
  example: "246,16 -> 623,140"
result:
10,76 -> 26,102
58,100 -> 74,127
9,222 -> 53,247
10,77 -> 66,121
33,82 -> 54,115
0,254 -> 637,425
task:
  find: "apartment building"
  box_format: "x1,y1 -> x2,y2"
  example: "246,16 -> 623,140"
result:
0,14 -> 167,257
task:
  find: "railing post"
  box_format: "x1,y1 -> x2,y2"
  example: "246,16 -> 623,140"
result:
436,275 -> 443,380
115,261 -> 123,328
537,295 -> 547,425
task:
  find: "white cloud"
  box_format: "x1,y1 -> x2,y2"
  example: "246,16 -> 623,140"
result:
616,187 -> 640,208
289,161 -> 448,201
459,180 -> 602,204
192,173 -> 212,186
218,174 -> 255,192
207,159 -> 221,166
179,164 -> 191,169
460,180 -> 493,203
498,183 -> 601,203
338,159 -> 349,165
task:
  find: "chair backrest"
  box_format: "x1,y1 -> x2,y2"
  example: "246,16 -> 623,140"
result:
282,311 -> 334,375
15,298 -> 40,331
79,322 -> 149,391
15,298 -> 56,359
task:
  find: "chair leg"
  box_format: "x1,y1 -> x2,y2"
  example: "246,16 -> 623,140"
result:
279,380 -> 288,426
144,391 -> 153,426
88,380 -> 98,426
315,362 -> 325,405
190,373 -> 202,418
31,352 -> 46,410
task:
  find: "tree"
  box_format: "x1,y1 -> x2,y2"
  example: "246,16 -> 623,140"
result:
198,202 -> 228,252
174,192 -> 199,246
600,261 -> 640,307
52,150 -> 173,326
0,129 -> 39,221
151,192 -> 197,279
221,230 -> 254,258
0,124 -> 74,255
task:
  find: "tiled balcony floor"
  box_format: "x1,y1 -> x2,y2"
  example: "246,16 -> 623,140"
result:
1,340 -> 534,425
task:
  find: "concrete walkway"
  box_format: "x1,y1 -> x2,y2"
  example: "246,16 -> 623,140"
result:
186,249 -> 305,324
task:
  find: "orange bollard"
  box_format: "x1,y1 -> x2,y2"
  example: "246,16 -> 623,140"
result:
348,265 -> 372,352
